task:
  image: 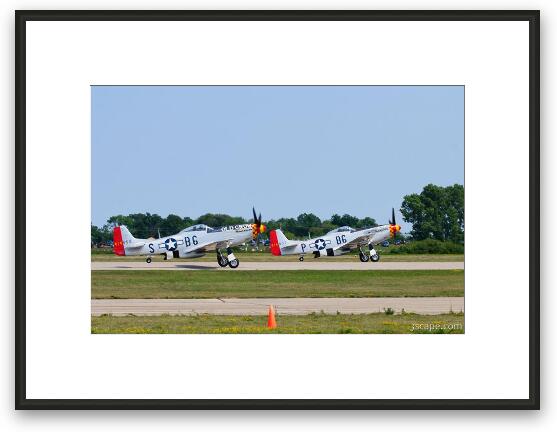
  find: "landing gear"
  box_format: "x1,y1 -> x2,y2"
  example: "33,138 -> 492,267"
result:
369,244 -> 380,262
358,246 -> 369,262
146,257 -> 152,264
358,244 -> 380,263
217,247 -> 240,269
226,247 -> 239,268
299,256 -> 305,262
216,249 -> 229,267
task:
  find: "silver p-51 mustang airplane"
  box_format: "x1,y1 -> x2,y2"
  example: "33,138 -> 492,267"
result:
112,208 -> 266,268
269,209 -> 401,262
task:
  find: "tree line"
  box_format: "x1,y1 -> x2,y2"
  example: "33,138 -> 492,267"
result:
91,212 -> 379,245
401,183 -> 464,242
91,183 -> 464,245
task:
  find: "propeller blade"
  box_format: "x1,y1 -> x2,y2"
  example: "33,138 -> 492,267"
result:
251,207 -> 266,241
392,208 -> 396,226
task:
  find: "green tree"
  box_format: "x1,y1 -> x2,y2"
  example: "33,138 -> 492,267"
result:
297,213 -> 321,228
107,214 -> 134,228
401,183 -> 464,242
91,224 -> 103,246
132,213 -> 164,238
339,214 -> 359,227
292,213 -> 320,237
160,214 -> 187,236
107,213 -> 163,238
91,224 -> 112,246
319,221 -> 337,235
330,214 -> 342,226
196,213 -> 246,227
357,217 -> 377,228
444,184 -> 464,242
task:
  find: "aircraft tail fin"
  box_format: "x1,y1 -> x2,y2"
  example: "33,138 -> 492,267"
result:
113,225 -> 136,256
269,229 -> 293,256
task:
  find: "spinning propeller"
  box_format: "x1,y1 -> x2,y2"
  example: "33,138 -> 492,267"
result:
251,207 -> 267,240
389,207 -> 401,238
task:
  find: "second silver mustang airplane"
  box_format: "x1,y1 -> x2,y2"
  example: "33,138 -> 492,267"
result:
112,208 -> 266,268
269,209 -> 401,262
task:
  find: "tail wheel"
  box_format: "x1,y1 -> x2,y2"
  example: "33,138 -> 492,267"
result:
228,259 -> 239,269
359,252 -> 369,262
370,254 -> 380,262
299,256 -> 304,262
217,256 -> 228,267
146,257 -> 152,264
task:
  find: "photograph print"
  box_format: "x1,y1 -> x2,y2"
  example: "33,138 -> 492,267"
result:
91,85 -> 464,334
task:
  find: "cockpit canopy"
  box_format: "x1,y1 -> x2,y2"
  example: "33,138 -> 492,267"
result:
180,224 -> 208,233
180,224 -> 220,234
326,226 -> 356,235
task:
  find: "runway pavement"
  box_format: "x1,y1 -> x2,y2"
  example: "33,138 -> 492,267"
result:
91,297 -> 464,316
91,261 -> 464,271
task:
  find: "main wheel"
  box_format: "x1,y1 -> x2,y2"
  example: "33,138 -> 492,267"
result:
299,256 -> 304,262
146,257 -> 152,264
359,252 -> 369,262
217,255 -> 228,267
228,259 -> 239,268
370,254 -> 380,262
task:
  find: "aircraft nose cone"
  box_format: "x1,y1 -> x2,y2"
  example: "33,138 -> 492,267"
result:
260,224 -> 267,233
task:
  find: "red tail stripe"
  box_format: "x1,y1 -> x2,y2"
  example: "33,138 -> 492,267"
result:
269,230 -> 282,256
113,227 -> 125,256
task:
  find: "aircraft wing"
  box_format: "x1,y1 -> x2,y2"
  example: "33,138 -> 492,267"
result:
185,238 -> 235,254
126,241 -> 146,249
333,233 -> 373,251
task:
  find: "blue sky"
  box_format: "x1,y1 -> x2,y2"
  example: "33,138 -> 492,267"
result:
92,86 -> 464,232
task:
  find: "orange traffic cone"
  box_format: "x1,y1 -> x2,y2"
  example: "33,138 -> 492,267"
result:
267,305 -> 277,329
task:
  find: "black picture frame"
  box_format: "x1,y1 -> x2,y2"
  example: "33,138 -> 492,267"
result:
15,10 -> 540,410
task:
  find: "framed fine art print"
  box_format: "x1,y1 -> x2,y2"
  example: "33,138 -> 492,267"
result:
15,10 -> 539,409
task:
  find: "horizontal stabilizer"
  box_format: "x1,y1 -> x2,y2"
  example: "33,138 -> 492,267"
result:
113,225 -> 144,256
270,229 -> 296,256
279,244 -> 297,250
188,238 -> 235,254
126,242 -> 145,249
